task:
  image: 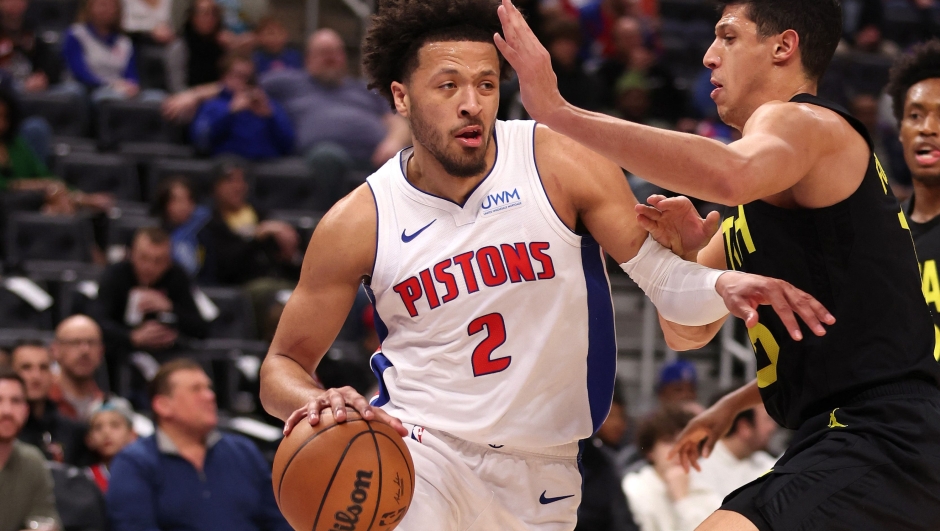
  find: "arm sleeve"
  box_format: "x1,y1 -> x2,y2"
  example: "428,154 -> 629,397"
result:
62,31 -> 104,87
265,101 -> 296,156
106,452 -> 162,531
620,235 -> 729,326
190,100 -> 235,154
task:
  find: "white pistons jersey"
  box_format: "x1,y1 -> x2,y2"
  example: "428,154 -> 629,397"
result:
365,120 -> 617,449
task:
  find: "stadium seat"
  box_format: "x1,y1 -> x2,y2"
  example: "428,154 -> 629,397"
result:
4,213 -> 94,270
0,279 -> 54,330
119,142 -> 194,162
22,260 -> 103,283
55,152 -> 141,202
30,0 -> 80,31
19,92 -> 87,137
199,287 -> 258,340
136,44 -> 169,91
52,136 -> 98,157
252,158 -> 326,212
659,0 -> 716,22
97,100 -> 182,150
147,158 -> 221,203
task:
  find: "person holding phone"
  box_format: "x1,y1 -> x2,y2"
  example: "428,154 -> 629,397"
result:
190,52 -> 294,160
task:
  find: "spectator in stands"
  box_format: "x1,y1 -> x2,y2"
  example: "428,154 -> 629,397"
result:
691,390 -> 779,501
191,53 -> 294,159
579,0 -> 653,67
122,0 -> 176,48
576,386 -> 640,531
63,0 -> 160,102
850,92 -> 912,198
49,315 -> 122,422
597,16 -> 684,122
85,401 -> 136,493
11,341 -> 89,465
153,175 -> 211,278
165,0 -> 225,93
544,17 -> 603,111
198,157 -> 299,286
262,28 -> 411,206
656,359 -> 698,408
0,0 -> 64,94
91,227 -> 208,365
252,16 -> 300,75
622,407 -> 721,531
595,385 -> 640,478
0,368 -> 62,531
107,359 -> 291,531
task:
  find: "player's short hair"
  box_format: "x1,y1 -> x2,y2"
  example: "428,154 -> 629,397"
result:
887,40 -> 940,126
636,406 -> 696,456
362,0 -> 510,109
714,0 -> 842,82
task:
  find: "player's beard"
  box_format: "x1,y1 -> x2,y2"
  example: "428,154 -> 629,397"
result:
409,102 -> 490,178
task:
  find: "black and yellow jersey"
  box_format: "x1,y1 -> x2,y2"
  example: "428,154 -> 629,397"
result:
722,93 -> 940,430
903,196 -> 940,355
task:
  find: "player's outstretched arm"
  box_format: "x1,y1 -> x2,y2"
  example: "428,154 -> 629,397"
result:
259,185 -> 407,437
669,380 -> 762,472
495,0 -> 847,206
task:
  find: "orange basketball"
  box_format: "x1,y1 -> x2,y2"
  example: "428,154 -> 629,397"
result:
272,408 -> 416,531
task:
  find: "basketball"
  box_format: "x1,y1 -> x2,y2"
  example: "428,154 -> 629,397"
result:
271,408 -> 416,531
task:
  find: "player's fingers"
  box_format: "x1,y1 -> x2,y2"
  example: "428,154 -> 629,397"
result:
765,286 -> 804,341
344,391 -> 375,420
645,194 -> 667,207
327,391 -> 348,422
635,204 -> 663,220
283,408 -> 307,435
783,286 -> 829,337
493,34 -> 520,67
704,211 -> 721,236
373,409 -> 409,437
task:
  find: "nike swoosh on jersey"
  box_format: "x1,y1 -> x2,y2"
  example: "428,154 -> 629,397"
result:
539,491 -> 575,505
401,220 -> 436,243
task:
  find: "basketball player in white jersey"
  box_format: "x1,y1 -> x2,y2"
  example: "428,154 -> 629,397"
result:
258,1 -> 834,529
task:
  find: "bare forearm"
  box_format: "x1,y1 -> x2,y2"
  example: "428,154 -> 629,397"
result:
659,313 -> 726,351
259,353 -> 324,421
719,379 -> 762,414
547,104 -> 743,204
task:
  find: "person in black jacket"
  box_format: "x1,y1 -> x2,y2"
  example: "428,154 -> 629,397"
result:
90,227 -> 208,390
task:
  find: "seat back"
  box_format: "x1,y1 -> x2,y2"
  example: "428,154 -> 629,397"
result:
0,280 -> 54,330
147,159 -> 221,203
200,287 -> 257,340
4,213 -> 94,269
20,92 -> 87,137
252,159 -> 324,211
98,101 -> 182,150
56,152 -> 141,201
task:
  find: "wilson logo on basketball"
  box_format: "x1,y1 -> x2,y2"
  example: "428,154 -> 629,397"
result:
331,470 -> 374,531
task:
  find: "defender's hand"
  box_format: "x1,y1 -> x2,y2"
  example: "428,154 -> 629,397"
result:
636,195 -> 721,259
494,0 -> 566,125
282,386 -> 407,437
668,400 -> 737,473
716,272 -> 836,341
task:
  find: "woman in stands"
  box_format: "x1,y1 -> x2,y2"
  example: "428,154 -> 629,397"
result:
152,175 -> 211,278
166,0 -> 226,93
62,0 -> 163,102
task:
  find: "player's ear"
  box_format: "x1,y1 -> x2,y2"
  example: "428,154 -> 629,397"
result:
773,29 -> 800,67
391,82 -> 410,118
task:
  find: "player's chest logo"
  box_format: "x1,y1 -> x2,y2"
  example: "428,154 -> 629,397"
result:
481,188 -> 523,217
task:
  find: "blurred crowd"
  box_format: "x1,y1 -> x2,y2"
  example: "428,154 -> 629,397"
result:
1,0 -> 939,530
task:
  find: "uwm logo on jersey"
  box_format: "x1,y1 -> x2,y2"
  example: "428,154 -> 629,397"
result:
481,188 -> 523,216
393,241 -> 556,318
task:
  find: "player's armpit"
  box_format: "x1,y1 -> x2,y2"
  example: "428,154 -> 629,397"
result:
259,185 -> 377,423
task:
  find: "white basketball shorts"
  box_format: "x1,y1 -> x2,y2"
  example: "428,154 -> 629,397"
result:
396,424 -> 582,531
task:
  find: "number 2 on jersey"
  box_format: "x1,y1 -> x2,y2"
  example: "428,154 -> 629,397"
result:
468,313 -> 510,377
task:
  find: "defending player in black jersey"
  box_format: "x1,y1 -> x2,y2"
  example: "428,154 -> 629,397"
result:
888,40 -> 940,361
497,0 -> 940,530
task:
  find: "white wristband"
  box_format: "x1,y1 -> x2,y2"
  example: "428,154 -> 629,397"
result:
620,236 -> 729,326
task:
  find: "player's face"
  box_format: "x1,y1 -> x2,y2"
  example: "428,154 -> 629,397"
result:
704,5 -> 775,129
395,41 -> 500,178
900,78 -> 940,185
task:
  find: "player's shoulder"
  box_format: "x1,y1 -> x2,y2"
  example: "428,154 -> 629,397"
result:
316,184 -> 377,240
748,100 -> 852,137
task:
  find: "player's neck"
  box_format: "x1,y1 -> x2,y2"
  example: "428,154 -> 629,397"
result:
910,181 -> 940,224
406,142 -> 497,205
737,78 -> 817,131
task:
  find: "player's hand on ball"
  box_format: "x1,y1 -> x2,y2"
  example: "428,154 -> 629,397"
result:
669,400 -> 737,473
494,0 -> 567,125
716,272 -> 836,341
283,386 -> 408,437
635,195 -> 721,259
